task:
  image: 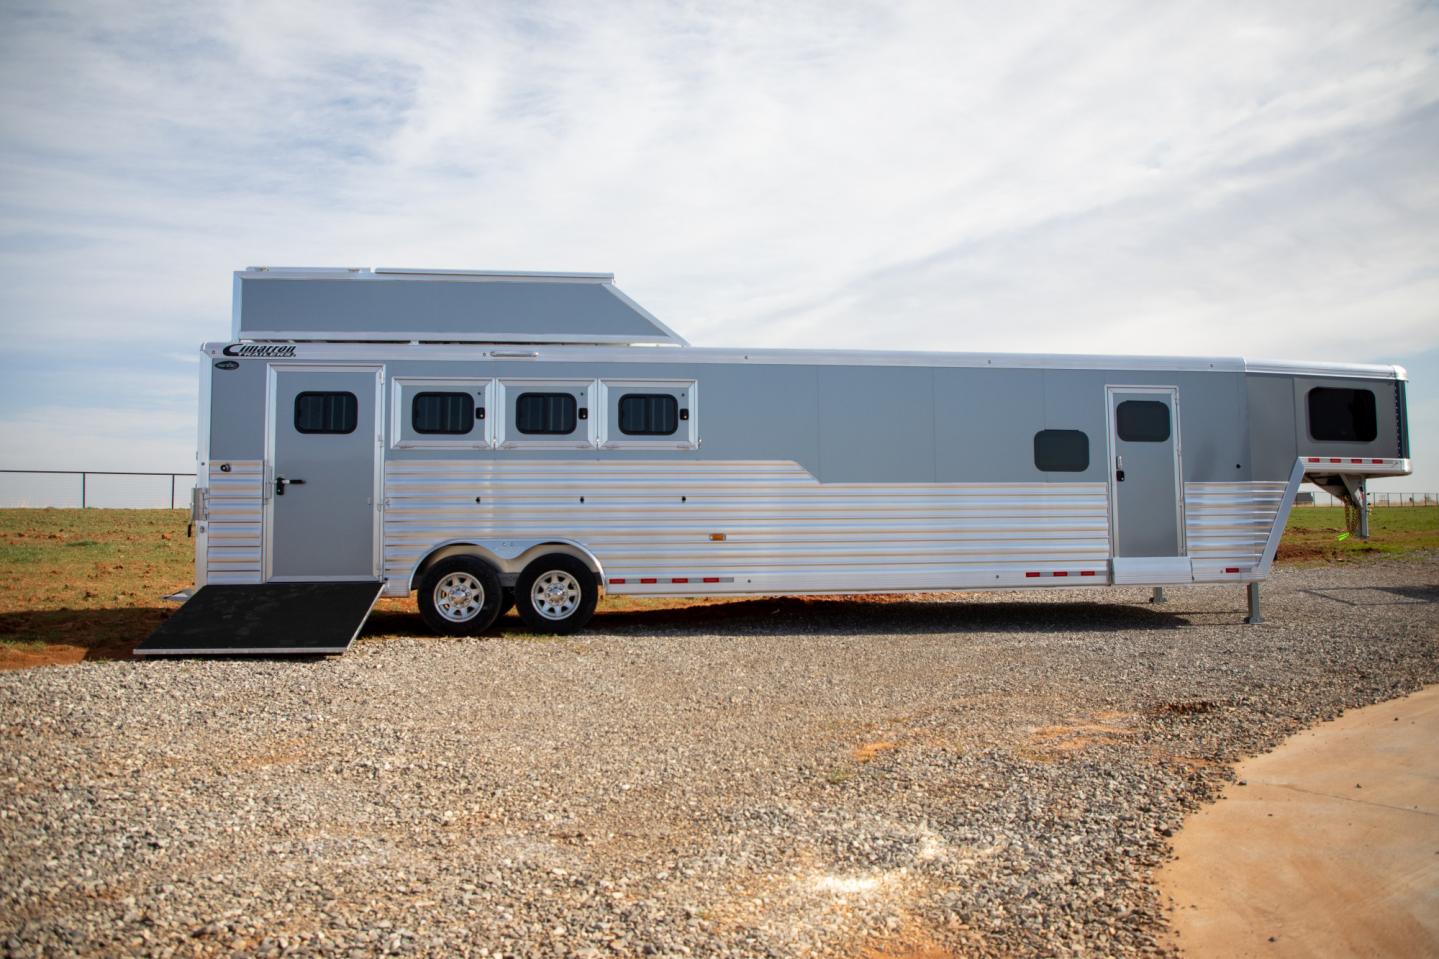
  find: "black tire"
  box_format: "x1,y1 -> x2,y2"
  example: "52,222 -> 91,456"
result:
417,556 -> 503,636
515,553 -> 598,634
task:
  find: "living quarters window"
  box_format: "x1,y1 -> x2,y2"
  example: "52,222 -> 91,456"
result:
1034,430 -> 1089,472
412,392 -> 474,435
1308,387 -> 1377,442
618,394 -> 679,436
516,393 -> 577,434
294,392 -> 357,434
1116,401 -> 1170,442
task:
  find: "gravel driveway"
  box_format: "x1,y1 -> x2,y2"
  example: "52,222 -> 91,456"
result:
3,558 -> 1437,958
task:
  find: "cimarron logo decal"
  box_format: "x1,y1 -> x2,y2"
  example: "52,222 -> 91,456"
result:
222,344 -> 297,358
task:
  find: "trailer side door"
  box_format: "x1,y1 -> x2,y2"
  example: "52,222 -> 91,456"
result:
266,365 -> 383,581
1107,386 -> 1190,583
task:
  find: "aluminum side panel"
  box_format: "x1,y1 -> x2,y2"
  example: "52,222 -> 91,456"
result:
205,460 -> 263,584
1184,481 -> 1288,578
383,460 -> 1111,593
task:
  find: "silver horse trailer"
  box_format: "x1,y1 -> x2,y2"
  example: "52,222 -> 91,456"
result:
138,267 -> 1412,655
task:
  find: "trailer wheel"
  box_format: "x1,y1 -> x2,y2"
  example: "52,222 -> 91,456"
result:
516,554 -> 597,634
418,556 -> 503,636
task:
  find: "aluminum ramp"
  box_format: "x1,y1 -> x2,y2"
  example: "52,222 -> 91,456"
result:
136,582 -> 382,656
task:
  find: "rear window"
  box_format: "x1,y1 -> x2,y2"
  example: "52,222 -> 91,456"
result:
618,394 -> 679,436
1034,430 -> 1089,472
294,392 -> 357,434
1116,400 -> 1171,442
1308,387 -> 1377,442
412,392 -> 475,435
515,393 -> 577,435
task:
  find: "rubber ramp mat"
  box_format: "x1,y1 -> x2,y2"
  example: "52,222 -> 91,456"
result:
136,581 -> 383,656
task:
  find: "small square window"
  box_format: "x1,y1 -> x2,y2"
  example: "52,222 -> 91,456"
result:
413,392 -> 475,435
294,392 -> 357,434
1034,430 -> 1089,472
516,393 -> 577,434
1308,388 -> 1376,442
618,394 -> 679,436
1116,401 -> 1170,442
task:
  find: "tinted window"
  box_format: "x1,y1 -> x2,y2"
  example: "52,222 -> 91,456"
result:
1308,388 -> 1377,442
294,392 -> 357,434
515,393 -> 577,434
1116,400 -> 1170,442
1034,430 -> 1089,472
618,394 -> 679,436
412,392 -> 474,435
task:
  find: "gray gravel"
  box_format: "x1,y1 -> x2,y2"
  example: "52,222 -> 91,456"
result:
3,557 -> 1437,958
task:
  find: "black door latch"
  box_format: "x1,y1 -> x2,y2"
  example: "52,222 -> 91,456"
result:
275,477 -> 306,495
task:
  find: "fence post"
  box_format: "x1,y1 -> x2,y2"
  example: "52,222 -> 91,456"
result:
170,474 -> 176,510
81,472 -> 86,509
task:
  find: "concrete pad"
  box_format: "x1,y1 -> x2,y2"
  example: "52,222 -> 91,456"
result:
1159,685 -> 1439,958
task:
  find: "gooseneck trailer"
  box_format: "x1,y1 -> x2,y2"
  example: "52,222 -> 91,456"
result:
138,267 -> 1411,655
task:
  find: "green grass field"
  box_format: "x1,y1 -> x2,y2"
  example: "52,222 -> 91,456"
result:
2,505 -> 1435,667
1278,505 -> 1439,563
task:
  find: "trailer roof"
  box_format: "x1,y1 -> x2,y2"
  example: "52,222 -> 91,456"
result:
200,339 -> 1406,381
232,267 -> 688,346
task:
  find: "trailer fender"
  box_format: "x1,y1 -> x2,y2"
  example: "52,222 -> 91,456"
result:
408,539 -> 606,593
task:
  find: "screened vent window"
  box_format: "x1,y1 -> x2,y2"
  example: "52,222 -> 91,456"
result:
515,393 -> 577,435
412,392 -> 474,435
1308,387 -> 1377,442
1116,401 -> 1171,442
1034,430 -> 1089,472
294,392 -> 357,434
618,394 -> 679,436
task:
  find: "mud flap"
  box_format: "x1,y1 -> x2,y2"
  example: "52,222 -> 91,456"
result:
135,581 -> 383,657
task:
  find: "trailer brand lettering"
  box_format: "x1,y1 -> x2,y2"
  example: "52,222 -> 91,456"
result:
222,344 -> 296,358
214,360 -> 240,370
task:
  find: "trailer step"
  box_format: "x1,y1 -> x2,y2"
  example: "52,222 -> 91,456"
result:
135,581 -> 383,657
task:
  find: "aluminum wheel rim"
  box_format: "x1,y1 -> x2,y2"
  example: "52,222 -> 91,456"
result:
435,571 -> 486,623
530,570 -> 581,621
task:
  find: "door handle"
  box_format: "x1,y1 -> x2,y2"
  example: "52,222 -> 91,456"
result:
275,477 -> 306,495
1115,455 -> 1125,483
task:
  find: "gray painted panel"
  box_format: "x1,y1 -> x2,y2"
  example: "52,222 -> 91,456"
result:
819,366 -> 935,483
237,276 -> 667,341
209,355 -> 1327,489
271,370 -> 379,578
1111,389 -> 1182,557
209,360 -> 270,460
1246,374 -> 1297,481
934,369 -> 1046,482
1177,371 -> 1245,481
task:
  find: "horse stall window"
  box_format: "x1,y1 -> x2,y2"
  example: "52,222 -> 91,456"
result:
515,392 -> 577,434
294,392 -> 358,434
1308,387 -> 1377,442
1034,429 -> 1089,471
412,391 -> 475,435
1116,400 -> 1171,442
618,394 -> 679,435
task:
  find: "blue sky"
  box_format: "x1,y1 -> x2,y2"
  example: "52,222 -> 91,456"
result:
1,1 -> 1436,490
